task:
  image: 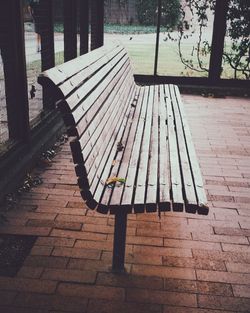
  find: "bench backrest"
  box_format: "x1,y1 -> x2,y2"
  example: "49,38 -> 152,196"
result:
38,44 -> 136,203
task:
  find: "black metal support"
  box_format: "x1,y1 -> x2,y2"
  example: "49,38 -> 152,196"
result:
154,0 -> 162,76
80,0 -> 89,55
40,0 -> 55,72
91,0 -> 104,50
63,0 -> 77,61
112,212 -> 128,272
208,0 -> 228,82
40,0 -> 55,110
0,0 -> 30,142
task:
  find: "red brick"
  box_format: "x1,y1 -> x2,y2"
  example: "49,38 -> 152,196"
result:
50,229 -> 107,241
192,232 -> 248,244
36,236 -> 75,247
198,294 -> 250,312
58,283 -> 125,301
136,227 -> 192,239
0,225 -> 51,236
56,214 -> 108,225
42,268 -> 96,283
17,266 -> 44,279
87,299 -> 162,313
34,187 -> 75,196
163,306 -> 232,313
164,278 -> 197,293
68,258 -> 111,272
222,243 -> 250,253
0,277 -> 57,294
126,235 -> 163,246
214,226 -> 250,237
126,288 -> 197,307
192,249 -> 250,263
74,239 -> 113,251
133,245 -> 192,258
24,255 -> 69,269
164,238 -> 221,251
30,245 -> 53,256
96,272 -> 163,290
196,269 -> 250,284
197,281 -> 233,296
162,256 -> 226,271
226,262 -> 250,273
232,284 -> 250,298
52,246 -> 101,260
132,264 -> 195,280
27,219 -> 82,231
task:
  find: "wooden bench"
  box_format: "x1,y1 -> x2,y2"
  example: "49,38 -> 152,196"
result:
38,44 -> 209,271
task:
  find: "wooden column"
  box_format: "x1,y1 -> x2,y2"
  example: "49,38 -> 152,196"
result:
0,0 -> 30,142
91,0 -> 104,50
40,0 -> 55,72
64,0 -> 77,61
208,0 -> 228,82
80,0 -> 89,55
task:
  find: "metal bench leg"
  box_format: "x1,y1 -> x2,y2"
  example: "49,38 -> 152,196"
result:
112,211 -> 128,272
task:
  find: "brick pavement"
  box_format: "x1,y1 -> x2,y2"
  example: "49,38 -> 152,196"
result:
0,94 -> 250,312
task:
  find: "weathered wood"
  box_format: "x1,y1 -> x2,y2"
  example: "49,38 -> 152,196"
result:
164,85 -> 184,211
38,44 -> 209,272
158,84 -> 171,211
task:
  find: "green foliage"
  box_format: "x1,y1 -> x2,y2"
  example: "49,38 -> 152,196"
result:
136,0 -> 181,29
173,0 -> 249,79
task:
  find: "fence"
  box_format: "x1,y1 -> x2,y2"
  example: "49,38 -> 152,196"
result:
0,0 -> 249,200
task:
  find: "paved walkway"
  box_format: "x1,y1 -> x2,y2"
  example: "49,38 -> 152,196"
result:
0,94 -> 250,312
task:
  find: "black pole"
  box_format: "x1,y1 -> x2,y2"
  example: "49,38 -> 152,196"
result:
91,0 -> 104,50
0,0 -> 30,142
64,0 -> 77,61
154,0 -> 162,76
208,0 -> 228,82
112,212 -> 128,272
80,0 -> 89,55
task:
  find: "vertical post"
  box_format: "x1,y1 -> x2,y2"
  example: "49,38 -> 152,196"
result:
91,0 -> 104,51
208,0 -> 228,82
80,0 -> 89,55
112,212 -> 128,272
0,0 -> 30,142
40,0 -> 55,110
154,0 -> 162,76
40,0 -> 55,72
64,0 -> 77,61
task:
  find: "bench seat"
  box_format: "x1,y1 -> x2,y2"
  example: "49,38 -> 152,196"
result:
38,44 -> 208,271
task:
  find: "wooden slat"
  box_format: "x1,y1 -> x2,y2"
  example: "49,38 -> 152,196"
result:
91,85 -> 137,212
38,44 -> 120,87
158,84 -> 171,211
78,66 -> 133,151
101,87 -> 141,213
169,84 -> 198,213
173,85 -> 209,215
70,65 -> 133,164
84,75 -> 134,172
65,50 -> 128,120
145,85 -> 159,212
121,86 -> 149,211
59,46 -> 124,99
134,86 -> 154,213
164,85 -> 184,211
87,78 -> 135,188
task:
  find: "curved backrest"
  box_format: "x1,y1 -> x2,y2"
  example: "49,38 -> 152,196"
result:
38,44 -> 137,207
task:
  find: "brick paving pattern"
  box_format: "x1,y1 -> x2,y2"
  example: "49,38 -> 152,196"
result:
0,94 -> 250,312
